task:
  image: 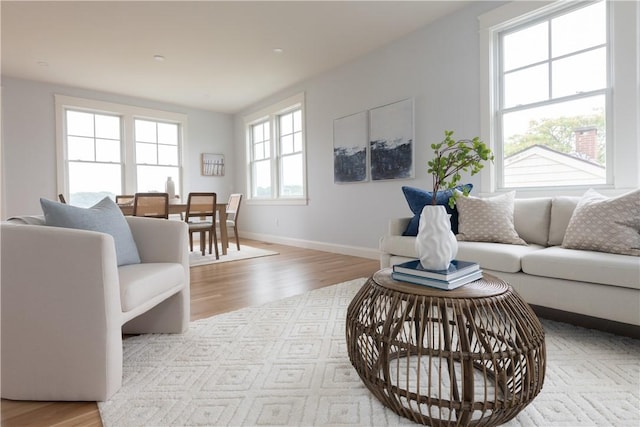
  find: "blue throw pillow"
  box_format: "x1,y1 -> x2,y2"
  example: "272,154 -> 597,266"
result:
40,196 -> 141,266
401,184 -> 473,236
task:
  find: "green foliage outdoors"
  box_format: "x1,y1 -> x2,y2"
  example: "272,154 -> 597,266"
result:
427,130 -> 494,208
505,112 -> 605,164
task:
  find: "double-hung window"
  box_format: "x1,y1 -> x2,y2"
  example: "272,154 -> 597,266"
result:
65,110 -> 123,205
245,93 -> 307,203
481,0 -> 615,190
134,119 -> 180,195
56,95 -> 186,206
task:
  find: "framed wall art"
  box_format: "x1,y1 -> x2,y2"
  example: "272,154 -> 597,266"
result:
201,153 -> 225,176
333,111 -> 368,183
368,98 -> 414,181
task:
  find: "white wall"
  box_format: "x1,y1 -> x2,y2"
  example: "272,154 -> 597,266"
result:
1,77 -> 234,218
234,2 -> 501,257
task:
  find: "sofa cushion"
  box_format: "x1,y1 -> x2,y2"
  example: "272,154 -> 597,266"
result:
400,184 -> 472,236
562,189 -> 640,256
457,241 -> 545,273
522,246 -> 640,290
118,263 -> 185,312
40,197 -> 141,266
547,196 -> 580,246
456,191 -> 526,245
513,198 -> 552,246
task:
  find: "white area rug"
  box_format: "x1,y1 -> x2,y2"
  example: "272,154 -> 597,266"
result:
189,244 -> 278,267
99,278 -> 640,426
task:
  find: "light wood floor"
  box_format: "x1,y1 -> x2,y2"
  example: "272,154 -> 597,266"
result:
1,239 -> 380,427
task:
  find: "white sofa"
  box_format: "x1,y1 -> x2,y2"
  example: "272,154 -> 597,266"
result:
380,196 -> 640,337
1,215 -> 190,401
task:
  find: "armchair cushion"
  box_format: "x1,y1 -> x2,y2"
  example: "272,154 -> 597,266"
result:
118,263 -> 185,312
41,197 -> 141,266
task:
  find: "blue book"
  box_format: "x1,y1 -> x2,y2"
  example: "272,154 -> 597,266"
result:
393,259 -> 480,281
391,269 -> 483,290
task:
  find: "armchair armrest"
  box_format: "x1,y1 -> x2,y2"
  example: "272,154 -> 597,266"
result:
1,223 -> 123,400
126,216 -> 189,266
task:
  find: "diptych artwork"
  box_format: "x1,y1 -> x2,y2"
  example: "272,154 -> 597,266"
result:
333,99 -> 414,183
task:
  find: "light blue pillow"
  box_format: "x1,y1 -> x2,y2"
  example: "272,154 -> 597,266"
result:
40,197 -> 141,266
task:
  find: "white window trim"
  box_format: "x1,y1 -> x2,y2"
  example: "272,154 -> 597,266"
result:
478,0 -> 640,197
244,92 -> 308,205
55,95 -> 188,198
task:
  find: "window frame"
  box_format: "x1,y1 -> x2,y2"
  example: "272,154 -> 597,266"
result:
244,93 -> 307,205
479,0 -> 640,195
55,95 -> 187,202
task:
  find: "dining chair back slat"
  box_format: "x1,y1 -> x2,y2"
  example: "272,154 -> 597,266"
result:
116,195 -> 135,206
133,193 -> 169,219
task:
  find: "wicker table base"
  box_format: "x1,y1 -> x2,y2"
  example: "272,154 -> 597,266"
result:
346,269 -> 546,426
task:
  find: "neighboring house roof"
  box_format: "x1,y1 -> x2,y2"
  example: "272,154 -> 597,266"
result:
504,145 -> 605,187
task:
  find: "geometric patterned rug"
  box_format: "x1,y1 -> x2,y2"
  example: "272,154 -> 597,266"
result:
98,278 -> 640,426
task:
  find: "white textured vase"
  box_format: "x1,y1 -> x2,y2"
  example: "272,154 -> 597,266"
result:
415,205 -> 458,271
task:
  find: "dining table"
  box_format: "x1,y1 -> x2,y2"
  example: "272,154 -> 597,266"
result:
119,202 -> 230,255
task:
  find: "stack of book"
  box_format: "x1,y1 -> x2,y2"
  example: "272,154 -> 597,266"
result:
391,259 -> 482,290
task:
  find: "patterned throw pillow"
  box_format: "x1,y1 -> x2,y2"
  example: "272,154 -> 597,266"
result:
562,188 -> 640,256
456,191 -> 527,245
401,184 -> 472,236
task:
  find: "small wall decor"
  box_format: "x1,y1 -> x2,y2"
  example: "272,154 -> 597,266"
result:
201,153 -> 225,176
333,111 -> 368,183
369,98 -> 414,181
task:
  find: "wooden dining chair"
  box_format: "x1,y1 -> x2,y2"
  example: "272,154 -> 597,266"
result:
132,193 -> 169,219
218,193 -> 243,251
58,194 -> 66,204
115,195 -> 135,206
184,192 -> 219,259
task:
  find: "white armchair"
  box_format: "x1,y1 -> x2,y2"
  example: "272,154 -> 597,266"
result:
1,216 -> 190,401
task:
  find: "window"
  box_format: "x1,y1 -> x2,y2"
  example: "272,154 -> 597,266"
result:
135,119 -> 180,195
250,120 -> 271,197
65,110 -> 123,206
245,93 -> 306,203
497,1 -> 609,189
56,96 -> 186,206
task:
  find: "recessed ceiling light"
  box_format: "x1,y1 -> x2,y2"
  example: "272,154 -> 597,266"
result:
153,55 -> 166,62
273,48 -> 284,54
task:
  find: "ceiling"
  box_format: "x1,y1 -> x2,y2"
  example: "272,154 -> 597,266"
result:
2,1 -> 470,114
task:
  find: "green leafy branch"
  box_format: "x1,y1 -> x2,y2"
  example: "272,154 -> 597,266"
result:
427,130 -> 494,207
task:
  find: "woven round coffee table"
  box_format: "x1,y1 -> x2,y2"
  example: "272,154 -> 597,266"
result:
346,268 -> 546,426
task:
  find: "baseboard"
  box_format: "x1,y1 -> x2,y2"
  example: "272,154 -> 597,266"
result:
530,304 -> 640,339
240,231 -> 380,260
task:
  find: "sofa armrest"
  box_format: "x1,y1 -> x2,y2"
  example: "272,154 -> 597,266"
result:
389,217 -> 412,236
1,223 -> 123,400
126,216 -> 189,266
